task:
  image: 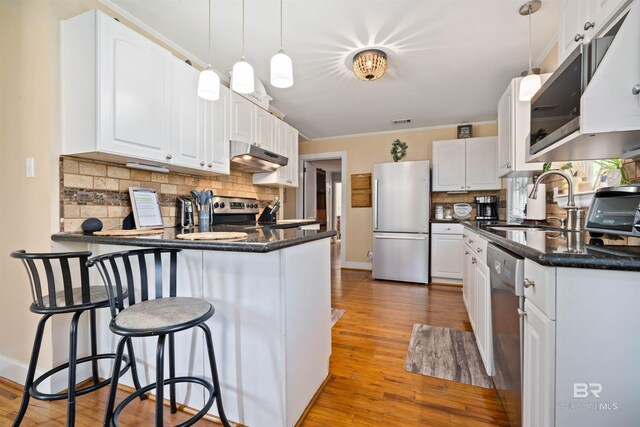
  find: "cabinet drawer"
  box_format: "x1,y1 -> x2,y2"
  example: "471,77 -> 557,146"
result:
432,223 -> 463,235
524,259 -> 556,320
474,236 -> 488,265
462,228 -> 477,251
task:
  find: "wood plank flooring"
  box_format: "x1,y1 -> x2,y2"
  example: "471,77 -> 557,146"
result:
0,241 -> 508,426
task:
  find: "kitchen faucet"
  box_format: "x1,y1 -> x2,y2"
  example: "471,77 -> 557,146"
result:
528,170 -> 583,230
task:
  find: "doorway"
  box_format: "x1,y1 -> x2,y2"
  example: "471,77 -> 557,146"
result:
296,152 -> 347,268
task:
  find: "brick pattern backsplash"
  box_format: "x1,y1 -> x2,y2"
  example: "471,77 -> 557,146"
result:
432,189 -> 505,221
544,158 -> 640,246
60,156 -> 279,232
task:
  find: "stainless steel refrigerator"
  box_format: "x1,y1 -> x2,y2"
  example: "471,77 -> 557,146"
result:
372,160 -> 430,284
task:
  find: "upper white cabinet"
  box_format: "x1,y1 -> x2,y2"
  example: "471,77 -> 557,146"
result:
62,9 -> 172,162
61,9 -> 231,176
558,0 -> 630,63
432,137 -> 500,192
230,93 -> 256,145
256,107 -> 276,152
497,77 -> 549,178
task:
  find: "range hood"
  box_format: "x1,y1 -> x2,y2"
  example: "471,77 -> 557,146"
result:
527,1 -> 640,162
229,140 -> 288,173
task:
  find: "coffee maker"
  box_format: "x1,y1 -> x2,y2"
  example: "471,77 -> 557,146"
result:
475,196 -> 499,221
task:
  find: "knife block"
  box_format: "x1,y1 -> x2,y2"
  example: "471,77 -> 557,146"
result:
257,206 -> 277,225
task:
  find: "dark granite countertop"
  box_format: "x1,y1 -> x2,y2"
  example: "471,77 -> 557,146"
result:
461,221 -> 640,271
430,219 -> 462,224
52,223 -> 336,253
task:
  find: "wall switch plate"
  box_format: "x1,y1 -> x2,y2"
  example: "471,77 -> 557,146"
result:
25,157 -> 35,178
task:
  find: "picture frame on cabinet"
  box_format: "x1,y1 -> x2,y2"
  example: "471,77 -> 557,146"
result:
457,124 -> 473,139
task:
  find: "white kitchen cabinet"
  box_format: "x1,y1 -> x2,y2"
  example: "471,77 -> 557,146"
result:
206,84 -> 231,175
230,93 -> 256,145
252,120 -> 299,188
171,59 -> 206,169
256,107 -> 276,152
432,137 -> 500,192
558,0 -> 630,63
462,244 -> 475,328
523,299 -> 556,427
497,77 -> 546,177
430,224 -> 464,284
62,9 -> 173,163
432,139 -> 466,191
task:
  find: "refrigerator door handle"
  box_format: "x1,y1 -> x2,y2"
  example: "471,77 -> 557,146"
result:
374,235 -> 428,240
373,179 -> 379,230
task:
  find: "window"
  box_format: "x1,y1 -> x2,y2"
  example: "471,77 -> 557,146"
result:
507,177 -> 533,223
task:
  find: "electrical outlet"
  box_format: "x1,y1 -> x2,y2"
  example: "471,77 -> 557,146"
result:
25,157 -> 35,178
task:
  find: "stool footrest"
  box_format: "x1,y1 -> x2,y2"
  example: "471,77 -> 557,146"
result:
30,353 -> 131,401
111,376 -> 217,427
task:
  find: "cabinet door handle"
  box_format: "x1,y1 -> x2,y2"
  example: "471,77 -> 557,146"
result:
524,278 -> 535,288
200,161 -> 205,166
583,21 -> 595,31
465,251 -> 469,255
507,162 -> 511,168
460,186 -> 464,189
477,247 -> 482,253
463,234 -> 467,238
467,185 -> 471,189
166,154 -> 172,160
468,239 -> 473,244
208,163 -> 213,168
446,227 -> 451,231
471,257 -> 477,264
632,84 -> 640,95
574,33 -> 585,42
517,308 -> 527,317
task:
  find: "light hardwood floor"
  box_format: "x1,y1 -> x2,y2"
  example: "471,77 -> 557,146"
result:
0,242 -> 508,426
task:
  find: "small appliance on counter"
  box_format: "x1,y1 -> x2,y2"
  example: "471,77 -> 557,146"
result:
474,196 -> 499,221
258,198 -> 281,225
585,184 -> 640,238
176,197 -> 195,228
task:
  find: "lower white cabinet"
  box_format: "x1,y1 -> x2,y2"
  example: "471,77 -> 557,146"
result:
430,223 -> 463,284
461,228 -> 493,375
523,299 -> 556,427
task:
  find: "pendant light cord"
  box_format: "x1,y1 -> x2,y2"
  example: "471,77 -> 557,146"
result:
280,0 -> 283,49
242,0 -> 246,59
528,4 -> 532,73
208,0 -> 211,67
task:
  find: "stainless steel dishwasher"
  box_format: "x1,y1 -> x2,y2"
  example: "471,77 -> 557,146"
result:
488,243 -> 524,427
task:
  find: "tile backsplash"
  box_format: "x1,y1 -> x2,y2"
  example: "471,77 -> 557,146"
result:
60,156 -> 279,232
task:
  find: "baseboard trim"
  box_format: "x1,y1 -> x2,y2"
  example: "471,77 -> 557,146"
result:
0,355 -> 51,392
341,261 -> 372,270
295,374 -> 331,426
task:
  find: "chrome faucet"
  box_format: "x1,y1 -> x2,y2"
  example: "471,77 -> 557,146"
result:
528,170 -> 583,230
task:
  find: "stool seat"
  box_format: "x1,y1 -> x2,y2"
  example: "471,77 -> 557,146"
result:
114,297 -> 213,334
39,285 -> 109,309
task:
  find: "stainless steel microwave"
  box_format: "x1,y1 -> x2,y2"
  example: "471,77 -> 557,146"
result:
528,31 -> 618,155
586,184 -> 640,237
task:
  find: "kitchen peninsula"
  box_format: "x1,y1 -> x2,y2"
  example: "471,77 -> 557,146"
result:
52,226 -> 336,427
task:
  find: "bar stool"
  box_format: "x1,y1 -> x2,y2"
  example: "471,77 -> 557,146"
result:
87,248 -> 231,427
10,250 -> 144,427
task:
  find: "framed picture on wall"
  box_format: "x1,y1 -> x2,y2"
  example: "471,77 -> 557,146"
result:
457,124 -> 473,139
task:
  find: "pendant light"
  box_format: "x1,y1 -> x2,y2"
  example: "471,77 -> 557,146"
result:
270,0 -> 293,88
197,0 -> 220,100
232,0 -> 254,94
519,0 -> 542,101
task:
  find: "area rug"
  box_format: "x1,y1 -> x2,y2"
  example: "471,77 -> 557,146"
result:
331,308 -> 345,327
404,324 -> 493,388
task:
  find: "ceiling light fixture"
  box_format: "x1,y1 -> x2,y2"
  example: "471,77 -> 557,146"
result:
519,0 -> 542,101
270,0 -> 293,88
197,0 -> 220,100
232,0 -> 254,94
352,49 -> 387,81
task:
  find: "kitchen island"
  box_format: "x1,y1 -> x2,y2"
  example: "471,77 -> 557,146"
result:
52,226 -> 336,427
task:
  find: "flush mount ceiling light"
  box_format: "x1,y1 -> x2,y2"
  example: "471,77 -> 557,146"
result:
352,49 -> 387,81
519,0 -> 542,101
197,0 -> 220,100
232,0 -> 255,94
270,0 -> 293,88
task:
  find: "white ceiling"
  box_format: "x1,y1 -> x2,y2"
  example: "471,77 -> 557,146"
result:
102,0 -> 560,140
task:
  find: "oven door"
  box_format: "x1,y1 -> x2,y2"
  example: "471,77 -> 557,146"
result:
528,44 -> 587,155
585,188 -> 640,236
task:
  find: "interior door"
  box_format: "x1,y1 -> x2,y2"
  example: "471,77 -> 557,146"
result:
303,161 -> 317,219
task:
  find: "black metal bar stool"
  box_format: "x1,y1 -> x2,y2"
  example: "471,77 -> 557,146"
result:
87,248 -> 231,427
10,250 -> 145,427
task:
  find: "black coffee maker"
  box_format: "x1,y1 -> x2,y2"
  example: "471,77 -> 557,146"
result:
475,196 -> 499,221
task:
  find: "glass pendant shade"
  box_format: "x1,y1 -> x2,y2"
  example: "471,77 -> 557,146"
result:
270,50 -> 293,88
197,68 -> 220,100
232,60 -> 254,94
519,73 -> 542,101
